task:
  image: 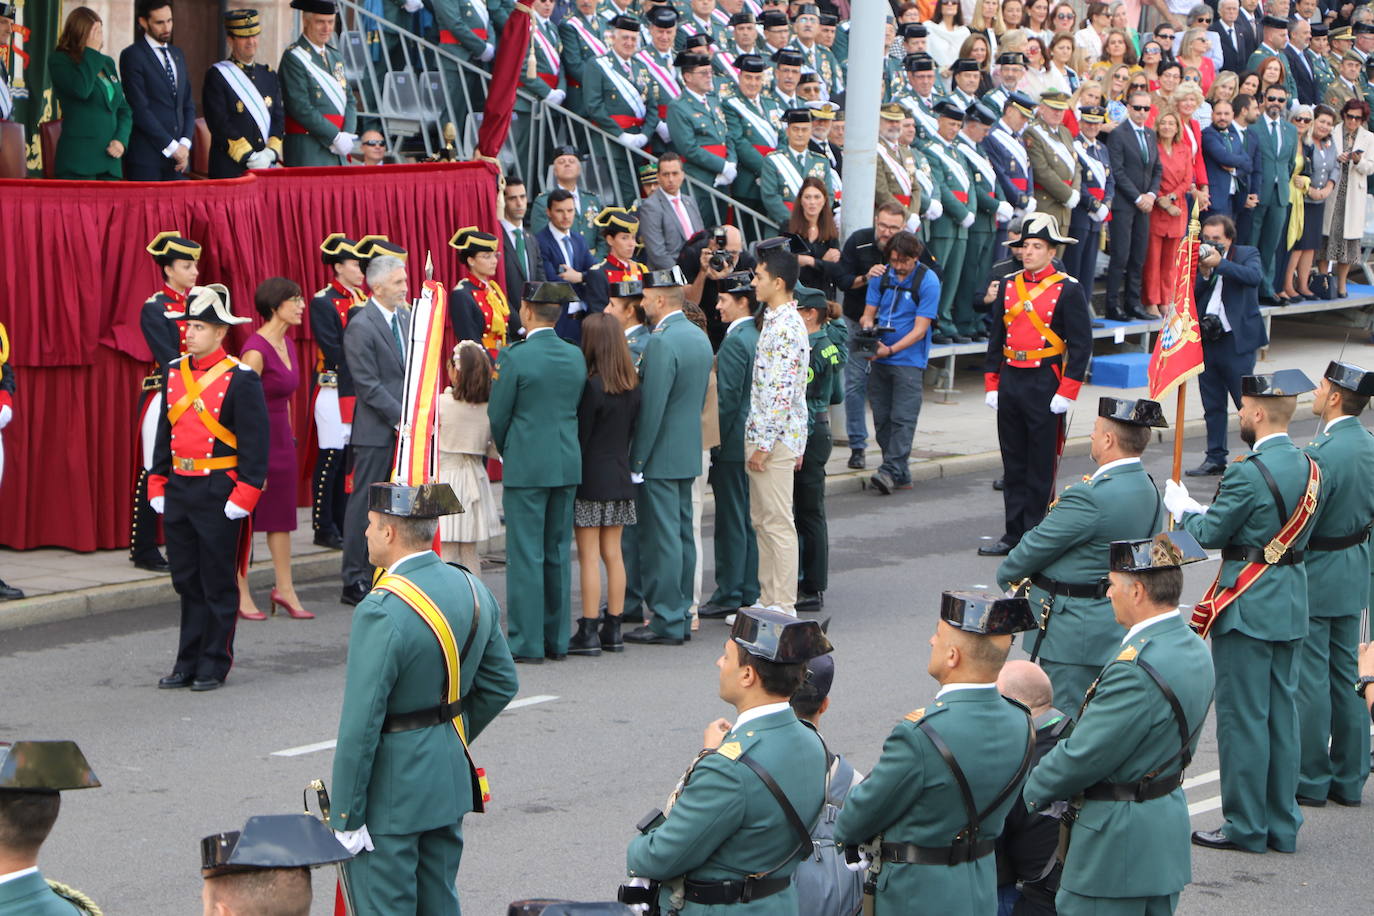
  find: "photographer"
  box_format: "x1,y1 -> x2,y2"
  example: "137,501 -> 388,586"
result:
679,224 -> 757,347
1186,214 -> 1266,476
859,230 -> 940,496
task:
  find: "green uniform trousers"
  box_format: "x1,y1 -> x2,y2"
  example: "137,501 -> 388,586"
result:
1297,614 -> 1371,801
707,458 -> 759,609
1057,889 -> 1180,915
640,477 -> 695,640
621,488 -> 647,622
347,823 -> 464,915
926,234 -> 967,338
793,419 -> 831,595
954,229 -> 996,337
1041,659 -> 1101,718
1213,631 -> 1303,852
503,484 -> 575,658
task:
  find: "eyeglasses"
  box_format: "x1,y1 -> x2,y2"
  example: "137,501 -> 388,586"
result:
1130,104 -> 1152,112
1293,116 -> 1313,123
1055,11 -> 1074,19
1143,45 -> 1161,54
1346,113 -> 1367,121
1183,75 -> 1200,82
1157,31 -> 1174,41
362,140 -> 386,147
1266,94 -> 1286,102
1195,16 -> 1213,23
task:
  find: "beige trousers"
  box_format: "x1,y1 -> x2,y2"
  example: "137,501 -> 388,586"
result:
746,442 -> 798,615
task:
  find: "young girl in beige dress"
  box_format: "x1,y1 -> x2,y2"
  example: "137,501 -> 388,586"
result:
438,341 -> 501,572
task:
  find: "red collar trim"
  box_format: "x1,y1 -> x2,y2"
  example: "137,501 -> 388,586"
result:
191,347 -> 228,370
1022,263 -> 1058,283
164,285 -> 188,303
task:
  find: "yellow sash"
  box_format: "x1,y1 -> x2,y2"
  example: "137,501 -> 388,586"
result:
169,357 -> 240,449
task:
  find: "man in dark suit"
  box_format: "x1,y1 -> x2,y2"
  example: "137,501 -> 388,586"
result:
637,152 -> 706,269
339,255 -> 411,605
536,188 -> 595,342
1233,93 -> 1265,242
1187,214 -> 1267,476
498,177 -> 545,301
1214,0 -> 1254,74
1203,99 -> 1251,218
120,1 -> 197,180
1285,19 -> 1321,105
1104,90 -> 1163,321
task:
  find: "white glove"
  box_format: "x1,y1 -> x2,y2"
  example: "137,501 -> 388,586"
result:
616,132 -> 648,149
844,850 -> 872,872
1066,189 -> 1081,210
0,404 -> 11,429
656,121 -> 671,143
245,149 -> 274,170
546,88 -> 566,106
149,495 -> 165,515
1164,478 -> 1207,523
333,826 -> 375,855
632,134 -> 650,149
714,169 -> 732,187
402,0 -> 423,11
720,160 -> 737,184
995,200 -> 1014,223
960,211 -> 975,229
925,198 -> 944,221
480,42 -> 496,63
985,390 -> 999,410
224,500 -> 251,521
1049,394 -> 1072,415
330,132 -> 357,157
1090,204 -> 1108,223
630,472 -> 645,484
1024,196 -> 1038,213
905,213 -> 921,233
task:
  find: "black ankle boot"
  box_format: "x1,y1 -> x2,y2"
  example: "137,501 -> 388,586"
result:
599,614 -> 624,652
570,617 -> 603,656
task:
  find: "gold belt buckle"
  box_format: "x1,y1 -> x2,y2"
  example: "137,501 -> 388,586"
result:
1013,350 -> 1029,360
176,457 -> 197,472
142,374 -> 162,392
318,371 -> 339,387
1263,540 -> 1286,564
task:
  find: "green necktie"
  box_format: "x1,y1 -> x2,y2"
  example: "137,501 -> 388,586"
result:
390,312 -> 405,358
513,228 -> 527,274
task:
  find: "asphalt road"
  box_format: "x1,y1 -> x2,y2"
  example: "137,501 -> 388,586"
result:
3,415 -> 1370,915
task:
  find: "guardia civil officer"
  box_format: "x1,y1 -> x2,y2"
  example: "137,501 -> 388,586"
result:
329,482 -> 518,913
279,0 -> 358,166
488,282 -> 587,662
200,814 -> 350,916
981,213 -> 1092,557
150,286 -> 268,692
794,285 -> 845,614
1296,361 -> 1374,806
0,740 -> 102,915
309,233 -> 366,550
1165,370 -> 1322,853
1024,532 -> 1216,916
622,609 -> 832,913
997,398 -> 1168,713
834,593 -> 1039,914
132,231 -> 202,573
201,10 -> 285,178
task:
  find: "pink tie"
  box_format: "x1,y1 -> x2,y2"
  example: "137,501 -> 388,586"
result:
671,196 -> 694,239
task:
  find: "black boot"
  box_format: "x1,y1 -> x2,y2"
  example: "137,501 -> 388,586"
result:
129,467 -> 168,571
569,617 -> 603,656
599,614 -> 624,653
312,448 -> 345,548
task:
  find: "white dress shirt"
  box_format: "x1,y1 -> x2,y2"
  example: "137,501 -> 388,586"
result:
732,700 -> 792,730
1122,609 -> 1181,644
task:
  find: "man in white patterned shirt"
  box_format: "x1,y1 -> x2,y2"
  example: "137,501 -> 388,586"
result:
746,243 -> 810,615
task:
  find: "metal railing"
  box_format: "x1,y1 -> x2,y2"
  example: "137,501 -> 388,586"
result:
332,1 -> 778,243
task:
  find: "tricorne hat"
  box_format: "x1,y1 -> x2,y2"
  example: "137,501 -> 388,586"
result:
201,814 -> 351,878
368,482 -> 464,518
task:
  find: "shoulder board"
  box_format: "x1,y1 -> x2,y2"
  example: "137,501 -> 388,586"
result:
591,258 -> 609,270
172,354 -> 191,365
313,285 -> 334,300
904,707 -> 926,722
144,293 -> 168,306
456,278 -> 476,290
1116,644 -> 1139,663
716,741 -> 743,760
1232,453 -> 1249,463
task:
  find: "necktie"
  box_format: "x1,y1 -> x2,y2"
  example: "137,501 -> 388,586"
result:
389,312 -> 405,358
513,228 -> 527,275
562,235 -> 576,269
1137,127 -> 1148,161
671,196 -> 693,239
160,47 -> 175,88
1269,117 -> 1278,155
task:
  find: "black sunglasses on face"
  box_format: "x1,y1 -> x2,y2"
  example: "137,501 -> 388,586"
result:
362,140 -> 386,147
1130,104 -> 1151,111
1293,116 -> 1312,123
1266,95 -> 1286,102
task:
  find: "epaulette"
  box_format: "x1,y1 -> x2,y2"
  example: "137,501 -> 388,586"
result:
1232,453 -> 1249,463
904,707 -> 926,723
1115,644 -> 1139,663
171,354 -> 191,365
716,740 -> 743,760
455,277 -> 476,290
591,258 -> 609,270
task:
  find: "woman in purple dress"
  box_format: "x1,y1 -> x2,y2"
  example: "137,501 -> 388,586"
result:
237,277 -> 313,620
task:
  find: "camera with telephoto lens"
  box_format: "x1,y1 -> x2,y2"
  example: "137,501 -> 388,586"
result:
708,228 -> 736,273
853,324 -> 896,356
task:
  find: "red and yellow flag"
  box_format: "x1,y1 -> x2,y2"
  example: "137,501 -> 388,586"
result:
1147,207 -> 1205,398
392,267 -> 449,486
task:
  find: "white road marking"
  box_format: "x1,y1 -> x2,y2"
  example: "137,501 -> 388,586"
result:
1189,796 -> 1223,817
1182,769 -> 1220,790
269,695 -> 560,757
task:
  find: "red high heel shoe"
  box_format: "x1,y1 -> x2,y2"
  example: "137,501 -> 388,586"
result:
271,588 -> 315,619
238,606 -> 267,621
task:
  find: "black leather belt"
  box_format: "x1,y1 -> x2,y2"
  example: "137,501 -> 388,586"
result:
1221,545 -> 1303,565
381,699 -> 461,734
1308,527 -> 1371,551
880,838 -> 997,866
682,875 -> 791,905
1082,774 -> 1181,802
1031,573 -> 1103,600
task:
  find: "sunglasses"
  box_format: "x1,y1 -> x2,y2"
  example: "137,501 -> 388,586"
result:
1293,116 -> 1313,123
1266,94 -> 1286,102
1157,32 -> 1174,41
362,140 -> 386,147
1183,75 -> 1200,82
1143,45 -> 1161,54
1055,11 -> 1074,18
1130,104 -> 1152,111
1346,113 -> 1367,120
1195,16 -> 1213,23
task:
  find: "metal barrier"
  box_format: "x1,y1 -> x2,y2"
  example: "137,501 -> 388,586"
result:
331,1 -> 777,243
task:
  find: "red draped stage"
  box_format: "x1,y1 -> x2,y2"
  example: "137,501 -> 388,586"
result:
0,161 -> 500,550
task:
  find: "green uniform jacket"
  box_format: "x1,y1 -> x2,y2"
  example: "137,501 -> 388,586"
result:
668,91 -> 735,186
1025,120 -> 1081,230
627,707 -> 827,915
1246,46 -> 1299,101
715,319 -> 760,463
582,51 -> 661,140
631,311 -> 714,478
1024,613 -> 1215,899
530,187 -> 604,256
723,93 -> 782,197
834,688 -> 1034,915
1181,434 -> 1316,641
430,0 -> 494,59
48,48 -> 131,180
924,136 -> 974,239
997,461 -> 1165,666
0,871 -> 83,914
958,134 -> 1008,233
278,35 -> 358,166
515,16 -> 566,111
330,553 -> 519,834
790,39 -> 845,95
1303,416 -> 1374,618
627,323 -> 651,365
805,322 -> 846,429
759,147 -> 836,227
560,12 -> 606,102
488,329 -> 587,488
